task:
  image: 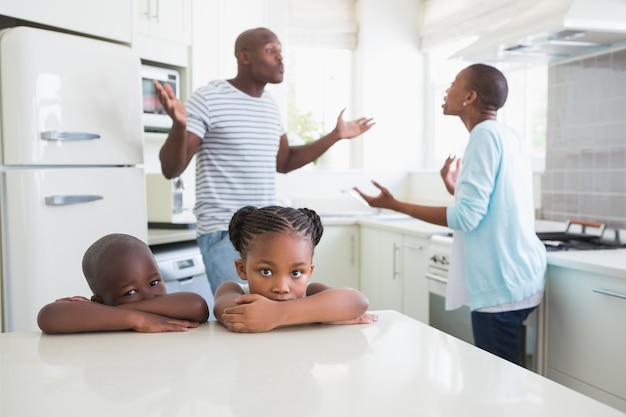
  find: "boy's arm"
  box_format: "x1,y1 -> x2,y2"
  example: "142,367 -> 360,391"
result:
221,285 -> 375,333
117,292 -> 209,323
37,298 -> 201,335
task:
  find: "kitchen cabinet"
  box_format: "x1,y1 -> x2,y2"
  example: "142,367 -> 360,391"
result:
0,0 -> 131,43
312,224 -> 359,289
401,235 -> 429,323
360,226 -> 429,323
545,264 -> 626,413
132,0 -> 191,66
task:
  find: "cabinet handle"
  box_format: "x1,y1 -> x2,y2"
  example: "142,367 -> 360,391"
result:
403,244 -> 424,251
45,195 -> 104,206
142,0 -> 150,18
151,0 -> 159,22
592,288 -> 626,300
393,243 -> 400,279
350,235 -> 355,267
41,131 -> 100,141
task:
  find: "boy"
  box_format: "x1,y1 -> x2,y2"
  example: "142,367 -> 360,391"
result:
37,233 -> 209,334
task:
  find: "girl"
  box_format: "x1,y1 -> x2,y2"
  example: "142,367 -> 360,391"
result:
213,205 -> 377,333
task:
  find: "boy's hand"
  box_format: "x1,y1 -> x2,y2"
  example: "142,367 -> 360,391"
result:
54,296 -> 91,302
133,311 -> 200,333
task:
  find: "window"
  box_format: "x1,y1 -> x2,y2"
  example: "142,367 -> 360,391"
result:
285,48 -> 353,169
284,0 -> 357,170
423,40 -> 547,171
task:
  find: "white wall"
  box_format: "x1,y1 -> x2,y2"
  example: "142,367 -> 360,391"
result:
355,0 -> 425,172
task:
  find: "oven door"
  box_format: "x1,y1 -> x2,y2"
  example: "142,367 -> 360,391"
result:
427,289 -> 475,345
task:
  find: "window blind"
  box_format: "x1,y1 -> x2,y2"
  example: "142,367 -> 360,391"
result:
287,0 -> 358,49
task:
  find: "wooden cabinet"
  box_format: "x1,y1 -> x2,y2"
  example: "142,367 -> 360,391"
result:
311,224 -> 360,289
132,0 -> 191,66
360,226 -> 429,323
0,0 -> 132,43
545,265 -> 626,413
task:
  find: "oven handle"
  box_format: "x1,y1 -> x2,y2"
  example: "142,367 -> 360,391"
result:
425,272 -> 448,285
592,288 -> 626,300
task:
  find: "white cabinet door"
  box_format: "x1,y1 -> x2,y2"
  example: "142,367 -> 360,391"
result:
132,0 -> 191,66
546,265 -> 626,413
360,227 -> 403,312
1,167 -> 147,332
401,235 -> 429,323
0,0 -> 132,43
0,27 -> 143,166
311,225 -> 359,289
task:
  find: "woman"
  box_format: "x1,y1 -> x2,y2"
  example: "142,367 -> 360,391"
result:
354,64 -> 546,365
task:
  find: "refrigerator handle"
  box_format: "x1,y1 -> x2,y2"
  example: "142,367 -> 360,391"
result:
40,131 -> 101,141
45,195 -> 104,206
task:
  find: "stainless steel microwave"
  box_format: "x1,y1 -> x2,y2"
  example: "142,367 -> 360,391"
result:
141,64 -> 180,132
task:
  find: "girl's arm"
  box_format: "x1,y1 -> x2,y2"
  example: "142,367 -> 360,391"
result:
117,292 -> 209,323
213,281 -> 246,326
37,298 -> 202,335
220,284 -> 375,333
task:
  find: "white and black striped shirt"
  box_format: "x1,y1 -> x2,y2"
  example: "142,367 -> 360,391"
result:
185,80 -> 285,235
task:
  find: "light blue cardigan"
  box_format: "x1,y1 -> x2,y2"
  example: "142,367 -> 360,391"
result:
446,120 -> 546,311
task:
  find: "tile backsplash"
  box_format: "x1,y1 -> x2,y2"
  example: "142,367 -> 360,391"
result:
541,47 -> 626,229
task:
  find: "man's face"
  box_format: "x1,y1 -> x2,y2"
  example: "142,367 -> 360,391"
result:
245,32 -> 284,84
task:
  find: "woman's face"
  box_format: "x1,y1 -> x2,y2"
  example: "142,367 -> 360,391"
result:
235,232 -> 314,301
94,248 -> 166,306
442,68 -> 471,116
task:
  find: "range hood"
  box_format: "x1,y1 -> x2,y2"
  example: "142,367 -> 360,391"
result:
451,0 -> 626,65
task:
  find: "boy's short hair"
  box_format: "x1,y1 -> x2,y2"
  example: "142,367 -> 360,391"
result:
82,233 -> 149,295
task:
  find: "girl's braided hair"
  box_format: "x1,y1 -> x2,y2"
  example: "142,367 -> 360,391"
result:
228,206 -> 324,258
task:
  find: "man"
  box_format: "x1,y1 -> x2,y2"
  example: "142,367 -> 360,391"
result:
153,27 -> 374,294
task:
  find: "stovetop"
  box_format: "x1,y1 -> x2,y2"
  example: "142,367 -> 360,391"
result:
541,239 -> 626,251
537,232 -> 625,252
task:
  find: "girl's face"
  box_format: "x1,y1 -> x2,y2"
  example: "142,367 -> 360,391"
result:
93,248 -> 166,306
235,232 -> 314,301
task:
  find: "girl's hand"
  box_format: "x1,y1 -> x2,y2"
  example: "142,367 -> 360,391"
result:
328,312 -> 379,325
221,295 -> 282,333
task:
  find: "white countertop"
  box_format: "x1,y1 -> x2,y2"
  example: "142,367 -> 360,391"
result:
547,249 -> 626,279
1,310 -> 623,417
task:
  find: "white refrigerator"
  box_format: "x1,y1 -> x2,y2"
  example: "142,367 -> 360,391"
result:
0,27 -> 148,332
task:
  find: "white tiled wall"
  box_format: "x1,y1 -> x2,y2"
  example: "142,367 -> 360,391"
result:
541,47 -> 626,228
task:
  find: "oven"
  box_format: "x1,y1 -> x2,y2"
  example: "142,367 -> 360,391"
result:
426,233 -> 541,372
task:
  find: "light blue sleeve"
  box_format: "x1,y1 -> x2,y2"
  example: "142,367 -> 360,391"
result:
446,125 -> 502,232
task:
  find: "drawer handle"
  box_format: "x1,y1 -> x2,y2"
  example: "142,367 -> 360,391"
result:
41,131 -> 101,141
425,272 -> 447,285
592,288 -> 626,300
45,195 -> 104,206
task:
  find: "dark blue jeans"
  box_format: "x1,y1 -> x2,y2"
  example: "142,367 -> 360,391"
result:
471,307 -> 536,366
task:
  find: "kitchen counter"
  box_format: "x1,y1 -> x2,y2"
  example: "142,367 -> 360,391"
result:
1,310 -> 623,417
547,249 -> 626,279
148,227 -> 196,246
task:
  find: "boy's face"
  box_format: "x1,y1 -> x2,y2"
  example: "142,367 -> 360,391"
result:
235,232 -> 313,301
92,247 -> 166,306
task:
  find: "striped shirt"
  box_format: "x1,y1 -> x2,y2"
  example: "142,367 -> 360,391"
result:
185,80 -> 285,235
